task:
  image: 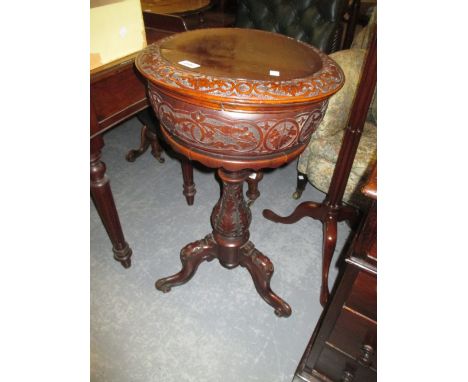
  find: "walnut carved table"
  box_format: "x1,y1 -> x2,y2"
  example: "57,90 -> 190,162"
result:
135,28 -> 344,317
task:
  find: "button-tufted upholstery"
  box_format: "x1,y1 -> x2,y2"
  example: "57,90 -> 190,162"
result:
235,0 -> 348,53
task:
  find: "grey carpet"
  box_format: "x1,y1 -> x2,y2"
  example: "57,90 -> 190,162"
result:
90,116 -> 351,382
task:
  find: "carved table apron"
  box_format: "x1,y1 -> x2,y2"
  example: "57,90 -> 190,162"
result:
136,28 -> 344,316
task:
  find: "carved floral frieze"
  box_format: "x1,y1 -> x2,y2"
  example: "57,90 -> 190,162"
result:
148,89 -> 327,156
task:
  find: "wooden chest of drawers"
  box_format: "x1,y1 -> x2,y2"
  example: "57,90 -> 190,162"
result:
293,168 -> 377,382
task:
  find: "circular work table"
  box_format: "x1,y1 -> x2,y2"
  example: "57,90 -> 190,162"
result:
136,28 -> 344,317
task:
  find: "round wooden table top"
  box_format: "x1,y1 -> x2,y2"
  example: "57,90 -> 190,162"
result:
140,0 -> 210,15
136,28 -> 344,106
136,28 -> 344,170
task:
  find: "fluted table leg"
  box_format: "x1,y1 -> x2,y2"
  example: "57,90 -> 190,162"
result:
91,136 -> 132,268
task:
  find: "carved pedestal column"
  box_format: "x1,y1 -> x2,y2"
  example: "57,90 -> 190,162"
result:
156,168 -> 291,317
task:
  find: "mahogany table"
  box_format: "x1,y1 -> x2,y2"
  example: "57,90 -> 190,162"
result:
136,28 -> 344,316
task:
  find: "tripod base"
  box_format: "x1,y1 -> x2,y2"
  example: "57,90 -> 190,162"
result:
155,234 -> 292,317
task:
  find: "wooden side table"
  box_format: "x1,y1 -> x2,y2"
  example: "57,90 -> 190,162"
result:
136,28 -> 344,316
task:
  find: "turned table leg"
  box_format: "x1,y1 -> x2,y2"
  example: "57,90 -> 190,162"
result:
91,136 -> 132,268
156,168 -> 291,317
181,158 -> 196,205
246,171 -> 263,205
155,234 -> 217,292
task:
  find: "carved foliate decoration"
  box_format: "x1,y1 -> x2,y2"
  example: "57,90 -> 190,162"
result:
180,234 -> 216,262
136,34 -> 344,104
211,181 -> 251,238
148,88 -> 327,156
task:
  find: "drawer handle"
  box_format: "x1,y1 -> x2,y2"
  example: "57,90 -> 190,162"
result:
341,370 -> 355,382
358,344 -> 374,367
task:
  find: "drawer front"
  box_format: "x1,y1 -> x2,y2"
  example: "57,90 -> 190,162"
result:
345,270 -> 376,321
91,64 -> 147,126
327,308 -> 377,369
312,346 -> 376,382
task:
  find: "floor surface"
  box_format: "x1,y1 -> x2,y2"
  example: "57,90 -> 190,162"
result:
90,117 -> 351,382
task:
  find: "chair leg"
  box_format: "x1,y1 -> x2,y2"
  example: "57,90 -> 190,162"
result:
292,171 -> 308,199
246,171 -> 263,205
181,158 -> 196,206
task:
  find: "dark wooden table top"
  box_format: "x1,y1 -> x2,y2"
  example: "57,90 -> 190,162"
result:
159,28 -> 322,80
136,28 -> 344,106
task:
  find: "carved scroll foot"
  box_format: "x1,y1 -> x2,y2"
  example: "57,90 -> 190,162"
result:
126,124 -> 150,162
126,125 -> 165,163
155,234 -> 216,292
240,242 -> 292,317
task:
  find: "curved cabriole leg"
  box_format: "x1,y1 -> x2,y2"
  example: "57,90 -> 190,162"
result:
126,124 -> 164,163
320,217 -> 338,306
263,201 -> 324,224
155,234 -> 216,292
91,136 -> 132,268
127,108 -> 165,163
156,168 -> 291,316
126,124 -> 151,162
240,242 -> 292,317
181,158 -> 196,205
246,171 -> 263,205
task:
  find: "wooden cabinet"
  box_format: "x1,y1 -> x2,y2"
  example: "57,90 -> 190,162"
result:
293,167 -> 377,382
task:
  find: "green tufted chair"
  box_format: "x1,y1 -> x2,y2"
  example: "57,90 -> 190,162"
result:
235,0 -> 348,53
294,7 -> 377,208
